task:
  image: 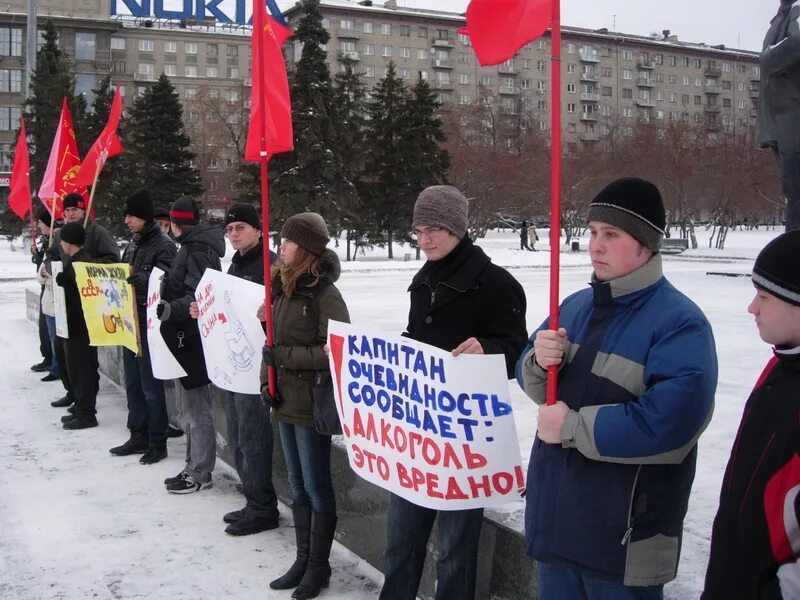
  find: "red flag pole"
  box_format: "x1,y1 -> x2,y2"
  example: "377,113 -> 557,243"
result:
546,0 -> 562,406
82,160 -> 104,228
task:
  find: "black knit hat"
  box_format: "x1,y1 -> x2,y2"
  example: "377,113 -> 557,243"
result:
123,189 -> 154,222
586,178 -> 666,252
169,196 -> 200,225
281,212 -> 329,256
62,193 -> 86,211
37,207 -> 52,227
412,185 -> 470,239
60,222 -> 86,246
154,206 -> 170,220
225,203 -> 261,230
753,231 -> 800,307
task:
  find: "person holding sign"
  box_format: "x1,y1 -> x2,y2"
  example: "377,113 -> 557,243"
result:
261,212 -> 350,600
379,186 -> 527,600
54,222 -> 101,430
209,203 -> 280,536
703,232 -> 800,599
517,178 -> 718,599
157,196 -> 225,494
110,189 -> 177,465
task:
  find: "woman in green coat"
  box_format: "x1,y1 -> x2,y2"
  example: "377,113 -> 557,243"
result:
261,212 -> 349,600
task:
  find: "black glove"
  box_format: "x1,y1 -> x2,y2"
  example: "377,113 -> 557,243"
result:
156,300 -> 171,321
260,385 -> 280,410
262,344 -> 276,367
126,272 -> 148,289
55,272 -> 65,286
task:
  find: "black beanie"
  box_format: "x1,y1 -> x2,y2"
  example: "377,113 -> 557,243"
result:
281,212 -> 330,256
154,206 -> 170,220
225,203 -> 261,230
753,231 -> 800,307
37,207 -> 52,227
123,189 -> 154,222
586,178 -> 666,252
62,193 -> 86,211
169,196 -> 200,225
60,222 -> 86,246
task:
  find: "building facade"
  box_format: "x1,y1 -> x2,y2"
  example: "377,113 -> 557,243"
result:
0,0 -> 761,207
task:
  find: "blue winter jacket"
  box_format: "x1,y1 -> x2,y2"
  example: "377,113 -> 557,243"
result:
516,255 -> 717,586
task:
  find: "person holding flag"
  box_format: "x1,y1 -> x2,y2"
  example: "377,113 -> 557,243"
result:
516,178 -> 717,598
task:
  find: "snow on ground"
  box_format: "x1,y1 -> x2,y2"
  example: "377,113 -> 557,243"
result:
0,226 -> 783,599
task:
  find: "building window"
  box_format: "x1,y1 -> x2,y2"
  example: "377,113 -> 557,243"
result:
623,107 -> 634,117
164,41 -> 176,53
72,32 -> 95,61
723,98 -> 732,108
110,36 -> 125,51
401,47 -> 410,58
601,66 -> 612,77
668,55 -> 676,66
537,80 -> 545,91
184,87 -> 197,99
340,19 -> 353,30
381,45 -> 391,57
365,65 -> 375,77
0,28 -> 22,56
138,39 -> 154,52
418,49 -> 426,60
567,103 -> 576,113
399,25 -> 410,37
227,45 -> 238,59
363,22 -> 372,33
363,44 -> 374,56
381,23 -> 391,35
185,42 -> 198,54
460,73 -> 470,84
164,63 -> 177,76
228,66 -> 239,78
694,95 -> 702,105
0,106 -> 21,130
521,78 -> 530,89
185,65 -> 197,78
622,69 -> 632,80
683,76 -> 690,86
206,66 -> 218,78
400,69 -> 411,79
538,39 -> 547,50
137,63 -> 154,80
459,33 -> 469,46
681,57 -> 689,67
341,41 -> 356,53
459,94 -> 471,105
567,83 -> 576,93
567,63 -> 575,73
481,75 -> 493,86
622,88 -> 633,99
112,60 -> 126,74
622,49 -> 633,60
418,26 -> 427,38
207,43 -> 218,57
692,58 -> 701,68
601,86 -> 612,97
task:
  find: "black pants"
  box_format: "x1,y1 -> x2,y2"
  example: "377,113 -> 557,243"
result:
38,290 -> 53,365
54,335 -> 73,400
65,337 -> 99,418
774,144 -> 800,231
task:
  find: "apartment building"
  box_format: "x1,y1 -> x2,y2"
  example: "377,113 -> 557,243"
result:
0,0 -> 761,203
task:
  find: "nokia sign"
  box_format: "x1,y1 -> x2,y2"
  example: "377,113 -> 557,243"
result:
111,0 -> 254,25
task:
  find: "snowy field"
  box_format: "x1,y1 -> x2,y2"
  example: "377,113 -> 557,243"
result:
0,226 -> 782,599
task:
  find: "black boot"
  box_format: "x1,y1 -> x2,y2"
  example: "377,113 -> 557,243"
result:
270,506 -> 312,590
51,395 -> 73,408
139,444 -> 167,465
292,512 -> 337,600
110,435 -> 148,456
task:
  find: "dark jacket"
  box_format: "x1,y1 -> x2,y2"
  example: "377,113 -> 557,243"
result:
46,221 -> 120,266
757,2 -> 800,147
56,248 -> 94,345
406,236 -> 527,378
261,249 -> 350,427
516,256 -> 718,586
160,224 -> 225,390
227,240 -> 277,284
122,222 -> 176,314
703,351 -> 800,600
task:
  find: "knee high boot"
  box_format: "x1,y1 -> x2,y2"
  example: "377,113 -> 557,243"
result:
292,512 -> 337,600
270,505 -> 312,590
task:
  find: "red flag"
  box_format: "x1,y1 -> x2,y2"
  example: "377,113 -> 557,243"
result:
38,98 -> 87,220
464,0 -> 552,66
8,118 -> 31,220
244,0 -> 294,161
74,86 -> 124,187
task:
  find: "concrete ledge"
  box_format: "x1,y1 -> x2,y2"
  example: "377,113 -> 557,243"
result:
26,287 -> 537,599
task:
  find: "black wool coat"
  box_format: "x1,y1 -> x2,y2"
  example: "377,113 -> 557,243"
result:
406,237 -> 528,379
122,222 -> 177,313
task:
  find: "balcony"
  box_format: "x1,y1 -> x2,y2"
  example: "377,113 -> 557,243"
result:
432,38 -> 454,48
636,77 -> 654,88
338,51 -> 360,61
750,87 -> 760,99
637,59 -> 655,70
499,85 -> 518,95
580,92 -> 599,102
580,72 -> 598,83
704,105 -> 721,113
636,98 -> 655,107
337,29 -> 360,40
750,109 -> 758,118
579,51 -> 599,63
580,113 -> 598,122
704,86 -> 721,95
433,58 -> 454,69
432,81 -> 454,91
751,73 -> 761,82
498,65 -> 517,75
133,72 -> 155,81
704,67 -> 722,78
581,133 -> 600,141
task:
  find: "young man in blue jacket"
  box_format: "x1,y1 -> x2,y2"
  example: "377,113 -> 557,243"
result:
517,178 -> 718,599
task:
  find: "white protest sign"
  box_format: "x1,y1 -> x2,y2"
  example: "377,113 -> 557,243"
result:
195,269 -> 266,394
147,267 -> 187,379
327,321 -> 525,511
51,262 -> 69,339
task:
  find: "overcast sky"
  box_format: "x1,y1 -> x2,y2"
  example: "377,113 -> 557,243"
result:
281,1 -> 780,52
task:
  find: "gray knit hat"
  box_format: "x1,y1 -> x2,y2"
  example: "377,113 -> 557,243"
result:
586,178 -> 666,252
412,185 -> 470,239
281,212 -> 330,256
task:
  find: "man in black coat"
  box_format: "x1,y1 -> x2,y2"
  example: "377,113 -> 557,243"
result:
109,189 -> 177,465
55,223 -> 100,430
379,186 -> 528,600
758,0 -> 800,231
157,196 -> 225,494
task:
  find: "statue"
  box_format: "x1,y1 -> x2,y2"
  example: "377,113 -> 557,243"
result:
758,0 -> 800,231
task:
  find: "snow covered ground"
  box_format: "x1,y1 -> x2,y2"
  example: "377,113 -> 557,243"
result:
0,226 -> 782,599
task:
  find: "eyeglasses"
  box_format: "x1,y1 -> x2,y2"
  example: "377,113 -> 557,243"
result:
224,224 -> 251,235
410,226 -> 445,240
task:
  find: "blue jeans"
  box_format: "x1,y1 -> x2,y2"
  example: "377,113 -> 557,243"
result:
538,561 -> 664,600
379,493 -> 484,600
278,421 -> 335,514
44,314 -> 59,378
123,336 -> 168,446
225,391 -> 278,519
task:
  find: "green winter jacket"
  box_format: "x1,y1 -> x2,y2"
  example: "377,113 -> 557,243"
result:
261,249 -> 350,427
